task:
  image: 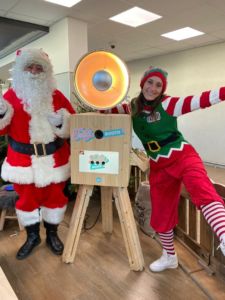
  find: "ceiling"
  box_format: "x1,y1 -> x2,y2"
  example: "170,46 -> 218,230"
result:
1,0 -> 225,82
0,16 -> 49,59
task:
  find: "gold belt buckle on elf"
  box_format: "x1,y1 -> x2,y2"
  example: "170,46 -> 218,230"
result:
147,140 -> 161,152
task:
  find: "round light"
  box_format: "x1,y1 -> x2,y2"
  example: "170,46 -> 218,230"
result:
74,50 -> 130,110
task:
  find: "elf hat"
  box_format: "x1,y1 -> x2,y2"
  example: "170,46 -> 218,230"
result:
140,66 -> 168,93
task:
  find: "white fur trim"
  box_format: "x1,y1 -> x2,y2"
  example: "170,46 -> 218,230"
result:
53,109 -> 71,138
29,111 -> 55,143
1,159 -> 34,184
1,158 -> 70,187
13,49 -> 53,75
0,101 -> 14,130
41,205 -> 67,224
16,208 -> 40,226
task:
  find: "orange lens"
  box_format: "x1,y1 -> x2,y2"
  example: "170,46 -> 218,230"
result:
74,51 -> 130,110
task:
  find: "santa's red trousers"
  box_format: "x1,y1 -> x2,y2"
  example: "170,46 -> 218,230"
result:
149,145 -> 224,233
14,182 -> 68,211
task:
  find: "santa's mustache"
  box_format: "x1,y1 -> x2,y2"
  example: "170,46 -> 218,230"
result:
23,71 -> 47,81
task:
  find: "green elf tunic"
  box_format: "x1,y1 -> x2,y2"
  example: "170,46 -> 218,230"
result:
132,102 -> 186,162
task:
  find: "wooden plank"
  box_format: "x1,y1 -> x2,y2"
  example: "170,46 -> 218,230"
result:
177,195 -> 187,232
0,209 -> 23,231
211,183 -> 225,263
200,213 -> 213,254
130,150 -> 149,173
0,267 -> 18,300
101,186 -> 113,233
175,227 -> 210,265
189,202 -> 197,240
113,188 -> 133,267
0,208 -> 7,231
62,185 -> 93,263
113,187 -> 144,271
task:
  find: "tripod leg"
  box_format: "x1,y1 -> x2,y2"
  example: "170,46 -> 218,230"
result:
62,185 -> 93,263
113,187 -> 144,271
101,187 -> 113,233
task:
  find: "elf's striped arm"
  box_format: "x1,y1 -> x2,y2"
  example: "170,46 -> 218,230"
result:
162,87 -> 225,117
100,102 -> 130,114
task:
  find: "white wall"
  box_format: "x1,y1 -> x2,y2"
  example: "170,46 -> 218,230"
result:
0,17 -> 88,99
127,41 -> 225,166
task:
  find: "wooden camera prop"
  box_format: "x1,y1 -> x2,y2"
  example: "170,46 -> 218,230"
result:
70,113 -> 131,187
64,51 -> 144,271
70,50 -> 131,187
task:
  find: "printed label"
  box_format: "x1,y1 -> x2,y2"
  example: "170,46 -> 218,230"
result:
73,128 -> 124,142
79,150 -> 119,174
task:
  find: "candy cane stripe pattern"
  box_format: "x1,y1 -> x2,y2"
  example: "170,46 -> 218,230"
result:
162,87 -> 225,117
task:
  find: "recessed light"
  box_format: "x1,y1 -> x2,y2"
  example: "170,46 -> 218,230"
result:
161,27 -> 204,41
110,7 -> 162,28
44,0 -> 82,8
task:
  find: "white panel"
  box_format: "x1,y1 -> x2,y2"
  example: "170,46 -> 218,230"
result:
79,150 -> 119,175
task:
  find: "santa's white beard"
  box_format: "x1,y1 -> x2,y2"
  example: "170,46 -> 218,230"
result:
13,71 -> 56,114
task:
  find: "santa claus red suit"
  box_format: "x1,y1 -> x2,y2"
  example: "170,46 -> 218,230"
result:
0,48 -> 75,259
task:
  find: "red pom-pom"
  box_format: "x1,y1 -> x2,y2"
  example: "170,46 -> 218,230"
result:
16,49 -> 21,56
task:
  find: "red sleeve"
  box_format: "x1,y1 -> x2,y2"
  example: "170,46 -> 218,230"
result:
100,102 -> 130,114
162,87 -> 225,117
53,90 -> 76,114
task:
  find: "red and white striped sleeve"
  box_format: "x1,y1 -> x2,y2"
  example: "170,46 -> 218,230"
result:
100,102 -> 131,114
162,87 -> 225,117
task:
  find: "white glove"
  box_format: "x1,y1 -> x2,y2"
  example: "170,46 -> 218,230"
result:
47,111 -> 63,127
0,97 -> 8,115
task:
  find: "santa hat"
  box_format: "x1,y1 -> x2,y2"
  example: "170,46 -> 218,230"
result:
140,66 -> 168,93
12,48 -> 53,75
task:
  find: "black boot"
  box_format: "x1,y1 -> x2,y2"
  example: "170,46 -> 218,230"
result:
44,221 -> 64,255
16,223 -> 41,260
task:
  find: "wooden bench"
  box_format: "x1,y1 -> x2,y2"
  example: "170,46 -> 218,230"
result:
0,185 -> 23,231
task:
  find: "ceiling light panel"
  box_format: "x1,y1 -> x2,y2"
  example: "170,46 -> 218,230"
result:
110,7 -> 162,28
161,27 -> 204,41
44,0 -> 82,8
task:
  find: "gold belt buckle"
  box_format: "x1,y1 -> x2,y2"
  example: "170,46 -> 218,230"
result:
33,143 -> 47,157
147,140 -> 161,152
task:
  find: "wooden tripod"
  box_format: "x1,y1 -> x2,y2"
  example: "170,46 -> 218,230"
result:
62,185 -> 144,271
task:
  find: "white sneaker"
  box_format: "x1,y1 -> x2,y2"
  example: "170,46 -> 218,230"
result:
149,249 -> 178,272
217,240 -> 225,256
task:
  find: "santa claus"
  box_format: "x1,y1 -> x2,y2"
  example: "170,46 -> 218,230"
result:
0,48 -> 75,259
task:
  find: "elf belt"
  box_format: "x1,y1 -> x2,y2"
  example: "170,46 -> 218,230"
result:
8,136 -> 64,157
143,133 -> 179,152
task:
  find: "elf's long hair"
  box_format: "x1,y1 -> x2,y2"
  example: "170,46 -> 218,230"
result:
131,92 -> 165,117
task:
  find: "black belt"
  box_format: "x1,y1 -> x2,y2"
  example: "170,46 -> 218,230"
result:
143,133 -> 179,152
8,136 -> 64,157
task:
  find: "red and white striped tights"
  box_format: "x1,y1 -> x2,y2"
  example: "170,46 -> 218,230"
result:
158,201 -> 225,255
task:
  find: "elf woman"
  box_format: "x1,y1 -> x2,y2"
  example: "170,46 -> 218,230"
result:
103,66 -> 225,272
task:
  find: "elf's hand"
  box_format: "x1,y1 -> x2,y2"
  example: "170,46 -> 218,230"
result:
47,111 -> 63,127
0,97 -> 8,115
